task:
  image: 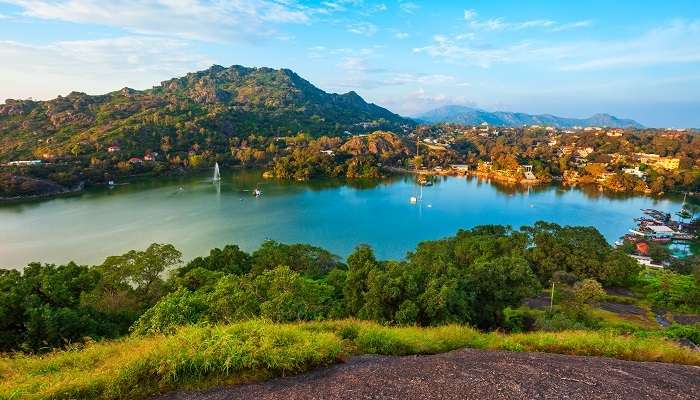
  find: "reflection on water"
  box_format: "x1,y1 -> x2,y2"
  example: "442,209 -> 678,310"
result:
0,169 -> 691,269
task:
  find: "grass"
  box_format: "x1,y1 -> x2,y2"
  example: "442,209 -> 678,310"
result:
2,319 -> 699,400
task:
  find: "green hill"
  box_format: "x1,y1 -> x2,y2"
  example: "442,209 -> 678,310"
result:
0,65 -> 411,162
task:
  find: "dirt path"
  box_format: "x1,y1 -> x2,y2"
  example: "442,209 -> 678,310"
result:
155,349 -> 700,400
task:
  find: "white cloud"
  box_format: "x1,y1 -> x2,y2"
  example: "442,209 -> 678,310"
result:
338,56 -> 368,71
551,20 -> 593,32
414,20 -> 700,71
461,8 -> 590,33
367,3 -> 387,13
399,1 -> 419,13
0,36 -> 212,99
347,21 -> 378,36
394,32 -> 409,39
0,12 -> 9,19
5,0 -> 311,42
463,9 -> 477,21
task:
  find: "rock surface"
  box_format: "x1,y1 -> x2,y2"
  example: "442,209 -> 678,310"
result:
154,348 -> 700,400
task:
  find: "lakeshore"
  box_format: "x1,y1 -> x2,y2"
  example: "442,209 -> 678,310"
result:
1,169 -> 692,269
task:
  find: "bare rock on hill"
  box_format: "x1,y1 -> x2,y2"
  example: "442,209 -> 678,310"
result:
154,348 -> 700,400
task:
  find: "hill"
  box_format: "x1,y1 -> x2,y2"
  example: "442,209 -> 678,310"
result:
0,65 -> 411,162
417,105 -> 643,128
339,131 -> 409,157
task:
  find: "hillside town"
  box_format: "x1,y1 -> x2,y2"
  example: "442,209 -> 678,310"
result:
407,124 -> 699,195
2,124 -> 699,199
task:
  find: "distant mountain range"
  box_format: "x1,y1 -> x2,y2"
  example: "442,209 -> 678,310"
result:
416,105 -> 644,128
0,65 -> 411,161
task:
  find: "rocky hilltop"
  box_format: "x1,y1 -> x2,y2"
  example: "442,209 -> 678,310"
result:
0,65 -> 411,162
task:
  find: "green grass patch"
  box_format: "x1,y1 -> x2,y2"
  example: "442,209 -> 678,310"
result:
1,319 -> 698,400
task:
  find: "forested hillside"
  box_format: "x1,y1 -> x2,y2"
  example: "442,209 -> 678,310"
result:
0,65 -> 411,162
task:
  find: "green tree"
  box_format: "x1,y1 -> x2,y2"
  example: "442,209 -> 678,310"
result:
94,243 -> 182,310
344,245 -> 378,314
464,256 -> 540,328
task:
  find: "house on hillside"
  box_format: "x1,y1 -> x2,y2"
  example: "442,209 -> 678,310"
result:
7,160 -> 42,166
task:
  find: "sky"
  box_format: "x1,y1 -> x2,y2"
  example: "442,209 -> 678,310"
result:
1,1 -> 699,127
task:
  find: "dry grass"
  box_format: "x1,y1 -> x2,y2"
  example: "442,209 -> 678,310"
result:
2,319 -> 698,400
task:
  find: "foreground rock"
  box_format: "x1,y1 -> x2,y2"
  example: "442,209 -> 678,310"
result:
155,348 -> 699,399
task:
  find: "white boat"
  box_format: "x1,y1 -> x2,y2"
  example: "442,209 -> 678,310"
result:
254,188 -> 262,197
409,196 -> 418,204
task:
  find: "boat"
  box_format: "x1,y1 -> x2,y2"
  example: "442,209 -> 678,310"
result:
254,188 -> 262,197
410,181 -> 423,204
212,162 -> 221,182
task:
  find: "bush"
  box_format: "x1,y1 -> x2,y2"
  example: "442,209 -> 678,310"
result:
665,324 -> 700,345
502,307 -> 538,333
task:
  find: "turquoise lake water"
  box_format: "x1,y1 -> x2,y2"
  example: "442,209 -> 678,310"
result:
0,170 -> 691,268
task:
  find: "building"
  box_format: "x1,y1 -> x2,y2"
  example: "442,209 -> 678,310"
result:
320,150 -> 334,156
128,157 -> 143,164
646,225 -> 675,241
522,165 -> 537,180
450,164 -> 470,172
107,145 -> 121,153
144,153 -> 156,161
622,166 -> 646,179
7,160 -> 42,166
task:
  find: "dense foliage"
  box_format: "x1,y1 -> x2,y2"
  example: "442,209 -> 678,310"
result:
0,244 -> 181,352
1,222 -> 662,353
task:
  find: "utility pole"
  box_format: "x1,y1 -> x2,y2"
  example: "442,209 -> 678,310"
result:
549,281 -> 555,312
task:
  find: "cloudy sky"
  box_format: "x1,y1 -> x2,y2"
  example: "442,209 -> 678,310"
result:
1,0 -> 699,127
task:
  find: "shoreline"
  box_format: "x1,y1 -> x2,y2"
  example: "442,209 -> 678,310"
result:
2,164 -> 695,204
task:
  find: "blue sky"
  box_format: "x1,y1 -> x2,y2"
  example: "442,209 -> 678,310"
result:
1,1 -> 699,127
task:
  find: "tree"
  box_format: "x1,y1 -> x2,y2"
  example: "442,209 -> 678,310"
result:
344,245 -> 378,314
179,245 -> 251,276
0,262 -> 114,352
130,288 -> 208,336
523,222 -> 619,285
573,279 -> 605,306
464,256 -> 540,328
251,241 -> 342,279
601,250 -> 642,287
648,243 -> 672,264
95,243 -> 182,309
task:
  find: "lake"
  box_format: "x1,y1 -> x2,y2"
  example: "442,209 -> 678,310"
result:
0,170 -> 692,268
